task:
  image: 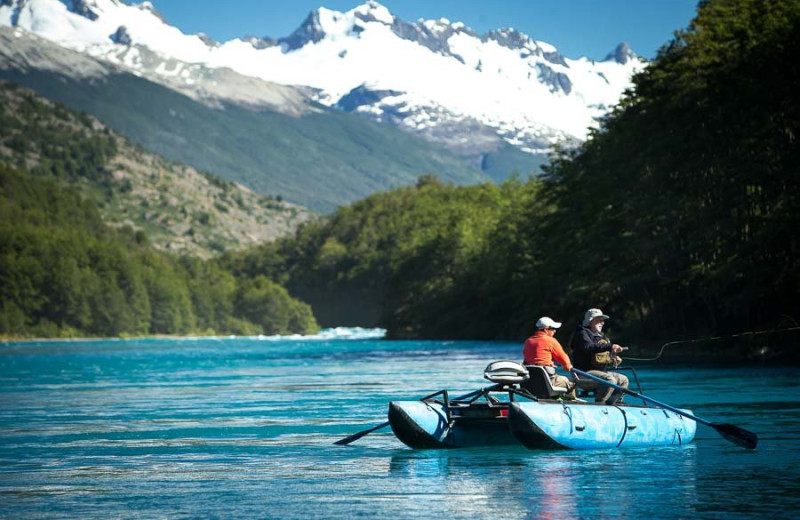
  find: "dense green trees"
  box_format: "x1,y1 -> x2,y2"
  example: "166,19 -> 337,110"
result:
235,276 -> 319,336
533,0 -> 800,339
225,176 -> 546,338
0,84 -> 118,183
0,165 -> 318,338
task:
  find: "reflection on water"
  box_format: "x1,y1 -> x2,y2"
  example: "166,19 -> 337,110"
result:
0,337 -> 798,519
383,446 -> 700,519
527,455 -> 580,520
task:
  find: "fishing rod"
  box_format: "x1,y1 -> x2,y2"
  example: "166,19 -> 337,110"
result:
624,325 -> 800,362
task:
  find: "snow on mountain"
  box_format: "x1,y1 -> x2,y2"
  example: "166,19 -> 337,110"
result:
0,1 -> 311,115
0,0 -> 646,156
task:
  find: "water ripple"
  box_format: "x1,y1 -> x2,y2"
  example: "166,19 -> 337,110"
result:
0,338 -> 797,519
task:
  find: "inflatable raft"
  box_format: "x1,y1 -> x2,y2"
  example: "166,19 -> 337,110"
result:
387,361 -> 697,450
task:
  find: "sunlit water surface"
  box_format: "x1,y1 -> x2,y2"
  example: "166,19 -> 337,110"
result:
1,332 -> 799,519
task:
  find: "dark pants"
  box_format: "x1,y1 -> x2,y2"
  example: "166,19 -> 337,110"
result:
550,373 -> 577,400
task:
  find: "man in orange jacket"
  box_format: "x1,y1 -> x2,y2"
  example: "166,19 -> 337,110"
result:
523,316 -> 576,398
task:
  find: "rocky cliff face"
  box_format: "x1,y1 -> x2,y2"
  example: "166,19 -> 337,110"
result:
0,78 -> 315,258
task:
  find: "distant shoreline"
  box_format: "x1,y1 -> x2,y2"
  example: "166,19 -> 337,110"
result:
3,332 -> 797,366
0,334 -> 214,343
0,327 -> 388,344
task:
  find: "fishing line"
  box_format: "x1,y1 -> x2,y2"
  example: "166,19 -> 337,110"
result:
624,325 -> 800,362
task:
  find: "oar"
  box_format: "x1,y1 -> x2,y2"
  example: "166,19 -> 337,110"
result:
334,384 -> 500,446
572,368 -> 758,450
333,421 -> 391,445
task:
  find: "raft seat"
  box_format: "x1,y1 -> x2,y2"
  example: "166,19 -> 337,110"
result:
484,360 -> 530,386
522,365 -> 569,399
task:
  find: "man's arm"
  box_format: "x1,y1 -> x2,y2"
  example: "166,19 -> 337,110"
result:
551,339 -> 573,371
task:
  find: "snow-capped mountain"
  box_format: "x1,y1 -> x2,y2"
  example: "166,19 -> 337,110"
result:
0,0 -> 646,157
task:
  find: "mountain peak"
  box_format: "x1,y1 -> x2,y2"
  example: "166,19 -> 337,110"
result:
279,10 -> 326,51
604,42 -> 637,64
135,2 -> 168,24
352,1 -> 394,25
416,16 -> 477,43
244,35 -> 278,50
421,17 -> 456,35
485,27 -> 533,50
279,3 -> 398,52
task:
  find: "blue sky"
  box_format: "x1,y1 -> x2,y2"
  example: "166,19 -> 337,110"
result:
148,0 -> 700,61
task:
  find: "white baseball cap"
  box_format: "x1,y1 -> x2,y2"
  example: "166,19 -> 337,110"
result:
583,308 -> 610,326
536,317 -> 562,329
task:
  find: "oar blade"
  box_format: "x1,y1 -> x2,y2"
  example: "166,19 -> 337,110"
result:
334,421 -> 390,446
712,423 -> 758,450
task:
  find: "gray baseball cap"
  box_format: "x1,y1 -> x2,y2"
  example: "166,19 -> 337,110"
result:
582,308 -> 610,326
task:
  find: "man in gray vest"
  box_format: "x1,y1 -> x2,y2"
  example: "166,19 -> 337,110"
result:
570,308 -> 629,404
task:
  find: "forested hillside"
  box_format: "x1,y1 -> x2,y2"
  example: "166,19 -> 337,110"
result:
0,164 -> 318,338
225,176 -> 543,338
227,0 -> 800,354
0,81 -> 313,259
0,81 -> 320,338
535,0 -> 800,340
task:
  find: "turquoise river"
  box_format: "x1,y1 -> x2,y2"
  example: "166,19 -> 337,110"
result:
1,330 -> 799,519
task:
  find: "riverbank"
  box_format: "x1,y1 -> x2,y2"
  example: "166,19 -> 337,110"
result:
0,327 -> 388,344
